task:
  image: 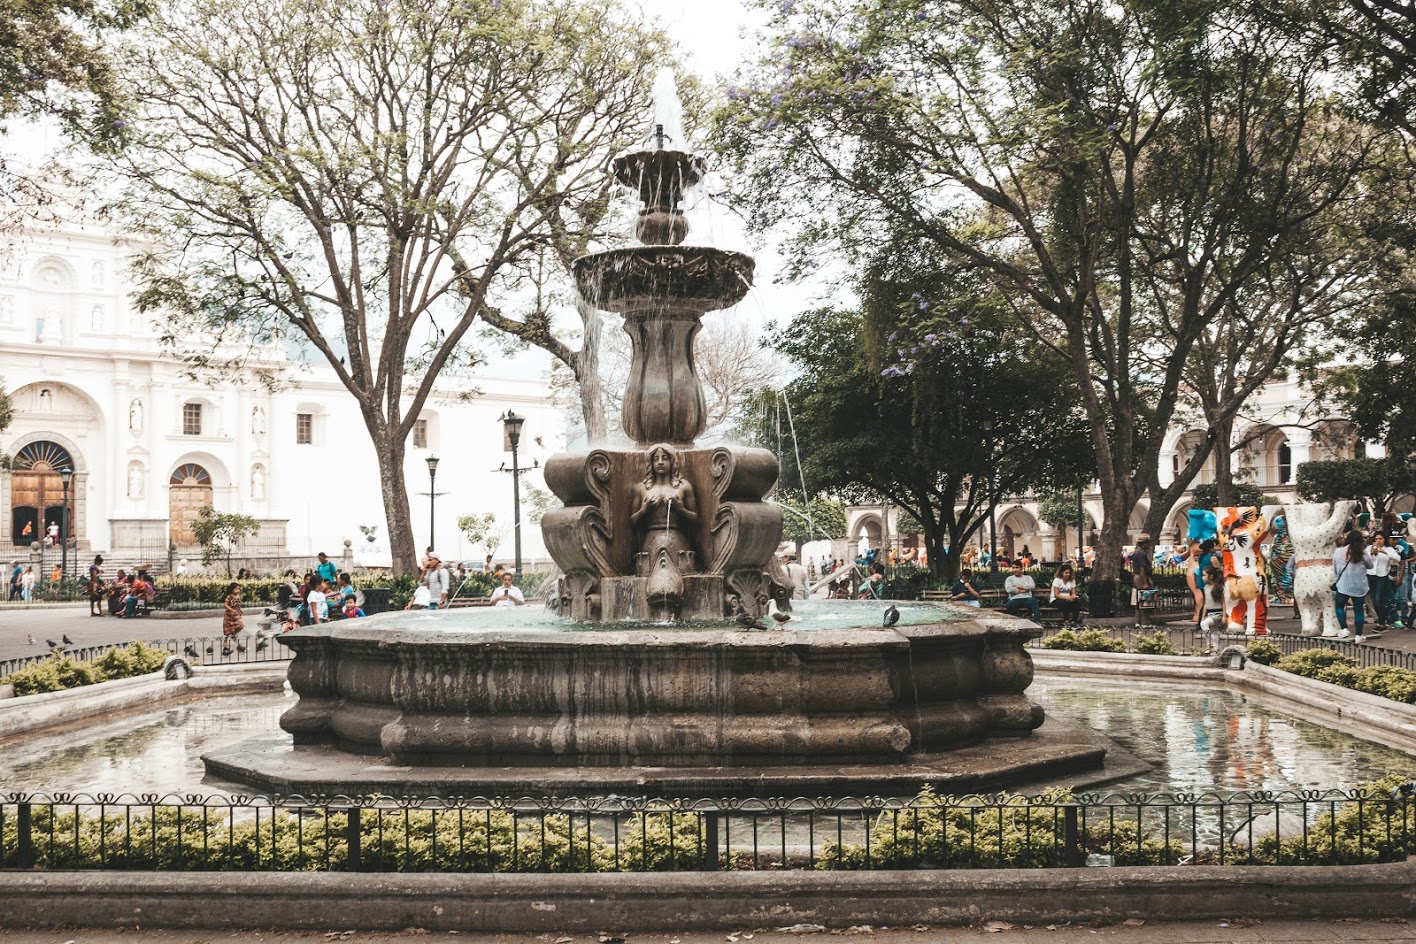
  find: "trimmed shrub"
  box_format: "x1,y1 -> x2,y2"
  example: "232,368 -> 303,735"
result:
1245,639 -> 1282,666
1133,631 -> 1177,656
1352,666 -> 1416,705
1274,648 -> 1357,679
1042,628 -> 1126,653
2,642 -> 171,696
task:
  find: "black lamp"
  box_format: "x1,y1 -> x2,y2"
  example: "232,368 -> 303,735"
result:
425,455 -> 440,553
59,466 -> 73,582
501,411 -> 526,574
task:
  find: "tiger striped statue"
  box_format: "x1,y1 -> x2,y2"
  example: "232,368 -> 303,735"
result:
1217,506 -> 1271,636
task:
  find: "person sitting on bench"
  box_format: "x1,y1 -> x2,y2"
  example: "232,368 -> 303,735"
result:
1003,562 -> 1041,621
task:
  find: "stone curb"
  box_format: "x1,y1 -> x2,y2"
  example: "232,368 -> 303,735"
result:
1,859 -> 1413,930
0,662 -> 286,740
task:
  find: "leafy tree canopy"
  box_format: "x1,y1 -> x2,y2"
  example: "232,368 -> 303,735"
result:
190,507 -> 260,577
755,239 -> 1095,580
1297,457 -> 1413,516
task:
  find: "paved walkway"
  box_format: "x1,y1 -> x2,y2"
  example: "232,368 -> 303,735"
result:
0,920 -> 1414,944
6,605 -> 1416,664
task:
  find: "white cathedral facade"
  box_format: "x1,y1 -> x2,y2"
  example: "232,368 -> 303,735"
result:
0,220 -> 564,570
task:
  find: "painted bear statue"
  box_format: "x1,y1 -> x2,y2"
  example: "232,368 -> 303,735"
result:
1216,506 -> 1270,636
1282,500 -> 1357,638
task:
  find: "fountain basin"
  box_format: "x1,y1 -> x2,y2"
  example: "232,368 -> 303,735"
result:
202,604 -> 1097,797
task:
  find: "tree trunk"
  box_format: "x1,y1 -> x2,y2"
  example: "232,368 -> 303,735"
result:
1092,482 -> 1136,582
373,428 -> 418,576
1213,414 -> 1236,507
574,298 -> 609,444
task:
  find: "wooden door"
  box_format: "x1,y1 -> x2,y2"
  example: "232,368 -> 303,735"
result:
169,463 -> 213,545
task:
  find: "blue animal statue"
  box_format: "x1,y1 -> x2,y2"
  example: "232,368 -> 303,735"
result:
1187,509 -> 1218,543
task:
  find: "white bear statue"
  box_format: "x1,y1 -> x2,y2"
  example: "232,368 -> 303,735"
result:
1282,500 -> 1357,638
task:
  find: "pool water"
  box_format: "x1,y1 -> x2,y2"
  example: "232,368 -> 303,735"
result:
1032,676 -> 1416,794
1,677 -> 1411,798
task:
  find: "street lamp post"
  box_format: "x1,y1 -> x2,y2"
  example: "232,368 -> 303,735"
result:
59,467 -> 72,583
1076,485 -> 1085,564
980,420 -> 998,573
425,455 -> 440,553
502,411 -> 525,575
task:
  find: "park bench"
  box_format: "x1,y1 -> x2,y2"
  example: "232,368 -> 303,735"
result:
445,596 -> 494,609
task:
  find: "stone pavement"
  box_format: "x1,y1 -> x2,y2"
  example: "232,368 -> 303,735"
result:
0,920 -> 1414,944
0,603 -> 223,662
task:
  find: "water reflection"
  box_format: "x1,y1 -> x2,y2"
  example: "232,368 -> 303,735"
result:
1033,677 -> 1416,794
0,692 -> 288,796
2,680 -> 1411,798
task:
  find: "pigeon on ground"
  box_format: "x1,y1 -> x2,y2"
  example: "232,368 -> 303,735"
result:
184,644 -> 199,658
236,639 -> 248,653
883,604 -> 900,627
62,634 -> 74,646
771,611 -> 792,625
205,642 -> 214,654
46,639 -> 60,650
255,638 -> 269,652
26,634 -> 35,646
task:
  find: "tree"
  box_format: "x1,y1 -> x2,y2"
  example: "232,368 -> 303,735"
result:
1297,457 -> 1413,517
716,0 -> 1390,582
0,0 -> 143,234
756,246 -> 1096,581
1036,490 -> 1088,559
190,507 -> 260,577
105,0 -> 671,574
0,377 -> 12,466
456,512 -> 503,559
1189,483 -> 1278,511
775,494 -> 847,551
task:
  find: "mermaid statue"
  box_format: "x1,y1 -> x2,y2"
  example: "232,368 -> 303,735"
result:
631,444 -> 699,619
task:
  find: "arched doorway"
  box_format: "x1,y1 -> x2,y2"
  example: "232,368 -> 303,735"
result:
169,462 -> 213,546
10,441 -> 74,547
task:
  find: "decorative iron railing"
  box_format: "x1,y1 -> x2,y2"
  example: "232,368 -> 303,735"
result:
0,636 -> 295,679
2,788 -> 1411,873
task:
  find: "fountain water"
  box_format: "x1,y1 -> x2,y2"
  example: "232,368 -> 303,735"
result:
203,76 -> 1100,798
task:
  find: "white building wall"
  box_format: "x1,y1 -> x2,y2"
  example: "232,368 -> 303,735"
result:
0,222 -> 565,569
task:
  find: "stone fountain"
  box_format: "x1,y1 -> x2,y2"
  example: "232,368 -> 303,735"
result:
543,78 -> 782,624
202,75 -> 1112,799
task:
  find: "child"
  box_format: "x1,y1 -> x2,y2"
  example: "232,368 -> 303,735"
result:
1198,565 -> 1227,638
342,596 -> 365,619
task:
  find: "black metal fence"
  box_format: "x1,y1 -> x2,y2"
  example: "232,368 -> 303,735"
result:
0,636 -> 295,679
2,788 -> 1411,873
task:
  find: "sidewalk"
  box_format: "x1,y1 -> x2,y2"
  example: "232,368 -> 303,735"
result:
0,919 -> 1413,944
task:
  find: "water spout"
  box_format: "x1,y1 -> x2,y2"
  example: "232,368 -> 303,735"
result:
648,67 -> 685,149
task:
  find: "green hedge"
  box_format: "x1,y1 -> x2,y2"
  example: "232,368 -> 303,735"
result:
1040,628 -> 1126,652
1269,648 -> 1416,706
1,642 -> 170,696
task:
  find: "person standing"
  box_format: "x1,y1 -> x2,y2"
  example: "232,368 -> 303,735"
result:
20,565 -> 35,601
305,579 -> 329,623
423,554 -> 450,610
221,582 -> 245,655
1366,533 -> 1400,628
784,553 -> 809,599
87,555 -> 105,616
314,552 -> 338,587
489,571 -> 525,606
1335,529 -> 1377,642
1128,534 -> 1155,615
8,561 -> 22,601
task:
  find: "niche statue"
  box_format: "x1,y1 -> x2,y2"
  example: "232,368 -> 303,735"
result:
631,444 -> 698,619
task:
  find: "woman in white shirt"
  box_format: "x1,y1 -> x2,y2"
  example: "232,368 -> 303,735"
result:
1050,564 -> 1082,627
1366,533 -> 1400,627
